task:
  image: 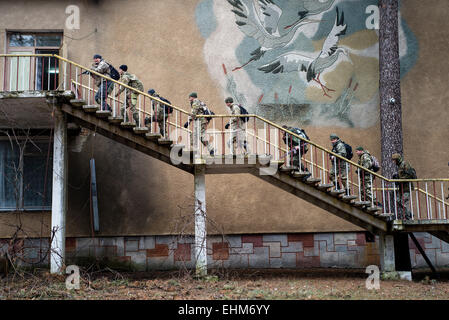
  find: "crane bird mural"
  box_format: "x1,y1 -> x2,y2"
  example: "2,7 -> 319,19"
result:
258,7 -> 348,98
195,0 -> 419,128
227,0 -> 336,71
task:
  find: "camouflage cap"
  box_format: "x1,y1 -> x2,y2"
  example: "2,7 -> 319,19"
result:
356,146 -> 364,151
189,92 -> 197,98
225,97 -> 233,103
391,153 -> 401,160
330,133 -> 339,140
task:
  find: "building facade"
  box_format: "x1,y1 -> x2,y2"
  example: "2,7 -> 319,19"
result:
0,0 -> 448,271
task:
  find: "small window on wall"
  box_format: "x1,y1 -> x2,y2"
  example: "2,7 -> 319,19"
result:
8,33 -> 62,48
0,138 -> 53,211
6,32 -> 62,91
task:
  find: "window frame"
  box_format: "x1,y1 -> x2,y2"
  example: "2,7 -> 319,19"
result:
4,31 -> 63,91
0,135 -> 53,212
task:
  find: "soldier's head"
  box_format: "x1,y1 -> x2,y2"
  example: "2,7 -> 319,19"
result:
93,54 -> 102,64
355,146 -> 364,157
189,92 -> 197,103
330,133 -> 339,144
391,153 -> 402,165
225,97 -> 233,107
148,89 -> 156,96
118,65 -> 127,75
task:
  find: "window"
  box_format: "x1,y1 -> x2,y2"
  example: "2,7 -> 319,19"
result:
0,138 -> 53,211
5,32 -> 62,91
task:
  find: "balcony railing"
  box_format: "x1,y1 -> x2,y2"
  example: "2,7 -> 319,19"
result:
1,53 -> 448,223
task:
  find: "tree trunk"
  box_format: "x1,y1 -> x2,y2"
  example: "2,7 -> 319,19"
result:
379,0 -> 402,178
379,0 -> 411,273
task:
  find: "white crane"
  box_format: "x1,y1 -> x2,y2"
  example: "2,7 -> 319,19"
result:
258,7 -> 348,98
227,0 -> 335,71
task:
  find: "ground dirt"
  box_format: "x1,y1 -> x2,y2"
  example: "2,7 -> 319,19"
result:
1,268 -> 449,300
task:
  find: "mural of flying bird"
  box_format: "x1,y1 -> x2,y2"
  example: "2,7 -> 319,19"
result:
227,0 -> 334,71
258,7 -> 348,98
294,0 -> 336,21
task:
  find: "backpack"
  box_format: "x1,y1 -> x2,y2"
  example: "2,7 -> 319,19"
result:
238,105 -> 250,122
106,62 -> 120,81
371,155 -> 380,172
335,141 -> 353,160
202,104 -> 215,122
160,97 -> 173,114
292,127 -> 309,141
407,167 -> 417,179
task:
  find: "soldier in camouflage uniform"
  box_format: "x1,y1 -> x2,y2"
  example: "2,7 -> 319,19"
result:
355,146 -> 375,203
330,134 -> 348,191
224,97 -> 248,155
90,54 -> 114,112
392,153 -> 415,219
185,92 -> 215,156
281,125 -> 309,174
116,65 -> 144,124
147,89 -> 170,137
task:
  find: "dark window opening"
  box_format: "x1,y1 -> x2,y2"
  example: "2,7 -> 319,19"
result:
0,139 -> 53,211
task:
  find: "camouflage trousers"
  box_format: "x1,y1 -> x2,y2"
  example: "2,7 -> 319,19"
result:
155,113 -> 168,137
397,191 -> 412,220
330,162 -> 348,190
121,104 -> 139,124
191,121 -> 214,154
360,173 -> 376,203
227,129 -> 248,154
290,151 -> 307,172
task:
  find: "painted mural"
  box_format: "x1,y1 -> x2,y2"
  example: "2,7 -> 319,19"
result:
195,0 -> 418,128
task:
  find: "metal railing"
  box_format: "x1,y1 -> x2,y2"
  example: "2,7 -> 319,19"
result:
1,53 -> 448,222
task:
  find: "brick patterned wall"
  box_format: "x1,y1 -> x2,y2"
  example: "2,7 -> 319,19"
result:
3,232 -> 449,270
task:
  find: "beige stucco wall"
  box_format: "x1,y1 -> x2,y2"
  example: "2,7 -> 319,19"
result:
0,0 -> 447,238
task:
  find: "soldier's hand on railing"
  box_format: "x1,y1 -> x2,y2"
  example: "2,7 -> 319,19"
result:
184,121 -> 189,128
225,123 -> 230,129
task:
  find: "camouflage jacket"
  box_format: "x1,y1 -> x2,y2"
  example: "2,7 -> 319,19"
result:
283,127 -> 307,150
117,71 -> 144,94
230,104 -> 243,130
90,60 -> 110,87
332,139 -> 347,159
358,151 -> 373,174
152,93 -> 168,116
394,154 -> 416,190
190,98 -> 208,124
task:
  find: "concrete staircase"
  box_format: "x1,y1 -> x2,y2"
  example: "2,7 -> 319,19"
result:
46,91 -> 392,235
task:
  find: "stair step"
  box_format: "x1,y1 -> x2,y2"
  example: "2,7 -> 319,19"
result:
120,122 -> 136,129
305,177 -> 321,185
158,139 -> 173,145
83,105 -> 99,113
329,189 -> 347,197
353,201 -> 371,208
96,110 -> 111,118
342,195 -> 357,202
145,133 -> 162,141
133,127 -> 149,134
280,166 -> 298,172
70,99 -> 87,107
317,183 -> 334,191
292,171 -> 311,179
108,116 -> 124,124
366,206 -> 382,213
